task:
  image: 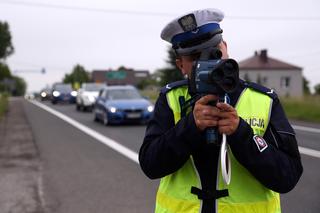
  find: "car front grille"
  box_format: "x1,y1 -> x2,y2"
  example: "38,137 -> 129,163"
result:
124,109 -> 143,113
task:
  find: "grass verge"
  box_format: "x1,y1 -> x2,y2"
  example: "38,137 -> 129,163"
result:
140,89 -> 160,104
281,95 -> 320,123
0,93 -> 9,118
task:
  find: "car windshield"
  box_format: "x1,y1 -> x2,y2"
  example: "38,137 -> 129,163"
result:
107,89 -> 141,100
55,85 -> 72,92
84,84 -> 104,92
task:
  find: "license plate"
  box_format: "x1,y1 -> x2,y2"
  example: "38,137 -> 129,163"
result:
126,112 -> 141,119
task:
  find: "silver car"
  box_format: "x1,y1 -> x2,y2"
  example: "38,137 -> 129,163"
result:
76,83 -> 105,111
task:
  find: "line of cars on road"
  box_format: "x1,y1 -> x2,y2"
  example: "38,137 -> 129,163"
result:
40,83 -> 154,125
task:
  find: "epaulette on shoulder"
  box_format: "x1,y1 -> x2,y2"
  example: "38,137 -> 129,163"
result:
244,81 -> 278,100
160,79 -> 188,94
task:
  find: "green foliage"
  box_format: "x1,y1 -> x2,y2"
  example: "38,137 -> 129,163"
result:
0,22 -> 26,96
303,76 -> 311,95
158,67 -> 184,86
0,21 -> 14,60
0,63 -> 26,96
165,46 -> 178,67
139,89 -> 159,104
157,47 -> 184,86
11,76 -> 27,96
314,83 -> 320,95
63,64 -> 90,88
281,96 -> 320,122
136,78 -> 158,90
0,92 -> 9,117
117,65 -> 131,71
0,62 -> 12,80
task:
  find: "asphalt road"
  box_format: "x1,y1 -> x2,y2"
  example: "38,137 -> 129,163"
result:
23,100 -> 320,213
23,100 -> 158,213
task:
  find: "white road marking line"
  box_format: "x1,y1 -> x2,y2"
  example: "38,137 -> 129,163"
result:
298,146 -> 320,159
29,100 -> 139,164
292,125 -> 320,134
29,100 -> 320,159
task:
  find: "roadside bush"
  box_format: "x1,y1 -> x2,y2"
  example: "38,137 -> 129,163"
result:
281,95 -> 320,123
140,88 -> 159,104
0,92 -> 9,117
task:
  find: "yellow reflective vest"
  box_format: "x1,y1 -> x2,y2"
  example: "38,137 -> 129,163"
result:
155,85 -> 281,213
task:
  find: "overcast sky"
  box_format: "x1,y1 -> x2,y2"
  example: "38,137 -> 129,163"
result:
1,0 -> 320,92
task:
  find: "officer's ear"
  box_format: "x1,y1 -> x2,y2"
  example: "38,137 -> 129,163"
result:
219,40 -> 229,59
176,58 -> 188,76
176,58 -> 183,71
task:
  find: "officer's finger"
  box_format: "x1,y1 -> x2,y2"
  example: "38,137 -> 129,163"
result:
200,106 -> 220,116
218,117 -> 240,135
218,119 -> 230,127
196,95 -> 218,105
195,119 -> 218,131
218,111 -> 237,119
194,110 -> 219,122
216,102 -> 234,112
218,125 -> 234,135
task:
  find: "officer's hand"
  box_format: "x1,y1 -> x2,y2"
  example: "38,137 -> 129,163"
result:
193,95 -> 220,131
216,102 -> 240,135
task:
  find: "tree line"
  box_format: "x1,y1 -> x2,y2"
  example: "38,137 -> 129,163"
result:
0,21 -> 26,96
1,20 -> 319,95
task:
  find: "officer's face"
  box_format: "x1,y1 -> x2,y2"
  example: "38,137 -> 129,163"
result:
176,41 -> 229,78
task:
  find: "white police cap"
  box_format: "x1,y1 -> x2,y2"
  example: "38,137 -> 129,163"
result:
161,8 -> 224,55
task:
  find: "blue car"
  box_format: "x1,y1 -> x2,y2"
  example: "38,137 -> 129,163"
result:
93,85 -> 154,125
51,83 -> 77,104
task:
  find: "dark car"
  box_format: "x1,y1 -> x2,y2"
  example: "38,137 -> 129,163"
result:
40,88 -> 52,101
51,83 -> 77,104
93,85 -> 154,125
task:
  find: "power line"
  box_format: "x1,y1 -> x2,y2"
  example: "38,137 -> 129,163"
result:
227,16 -> 320,21
1,0 -> 320,21
0,0 -> 176,17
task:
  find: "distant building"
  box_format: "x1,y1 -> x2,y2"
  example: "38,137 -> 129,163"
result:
239,49 -> 303,97
91,68 -> 150,86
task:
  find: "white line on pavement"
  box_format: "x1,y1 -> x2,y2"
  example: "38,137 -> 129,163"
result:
298,146 -> 320,159
292,125 -> 320,134
29,100 -> 139,164
29,100 -> 320,160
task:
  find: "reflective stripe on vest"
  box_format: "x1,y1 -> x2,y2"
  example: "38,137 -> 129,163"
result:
155,86 -> 280,213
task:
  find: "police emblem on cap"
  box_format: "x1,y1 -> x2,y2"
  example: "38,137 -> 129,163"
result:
253,135 -> 268,152
178,14 -> 197,32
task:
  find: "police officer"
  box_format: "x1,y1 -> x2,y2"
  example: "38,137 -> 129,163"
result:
139,8 -> 303,213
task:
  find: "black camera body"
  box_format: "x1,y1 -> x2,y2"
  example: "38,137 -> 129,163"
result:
188,48 -> 239,144
189,48 -> 239,96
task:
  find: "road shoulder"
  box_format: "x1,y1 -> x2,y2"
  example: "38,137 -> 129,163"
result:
0,97 -> 44,213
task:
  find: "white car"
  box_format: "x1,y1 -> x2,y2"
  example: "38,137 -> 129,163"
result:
76,83 -> 105,111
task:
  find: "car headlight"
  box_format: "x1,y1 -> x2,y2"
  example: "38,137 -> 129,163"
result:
147,105 -> 154,112
109,107 -> 117,113
71,91 -> 78,96
53,91 -> 60,97
41,92 -> 47,97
